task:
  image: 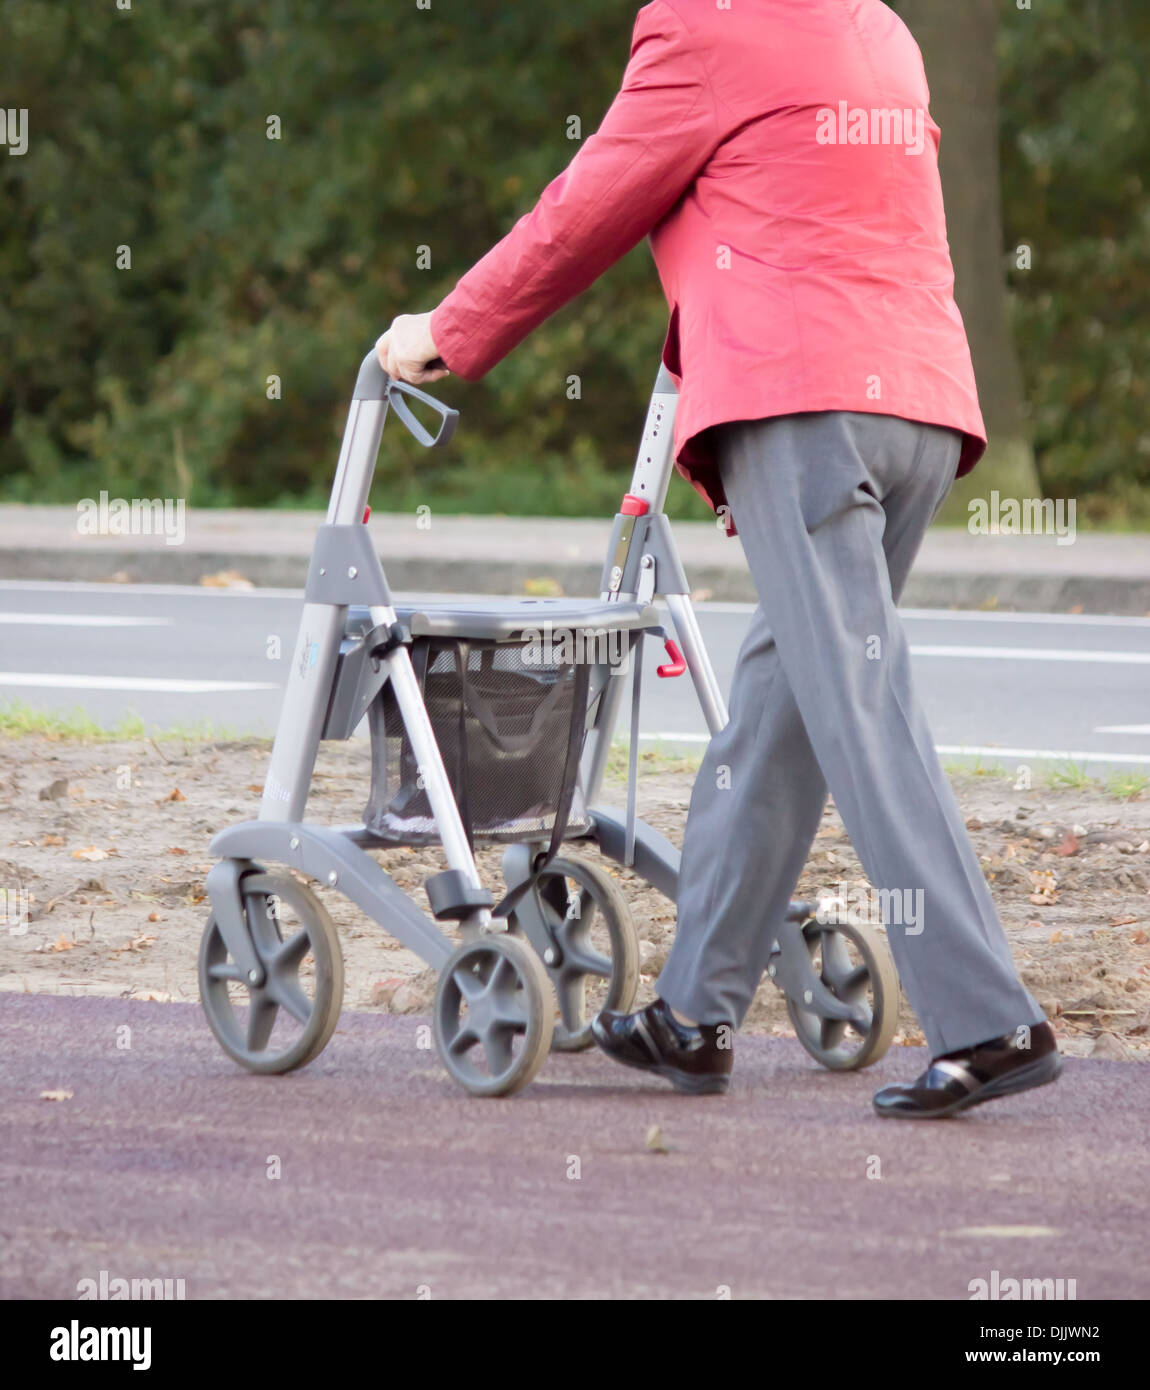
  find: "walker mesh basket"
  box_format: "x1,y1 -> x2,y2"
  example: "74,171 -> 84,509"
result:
364,637 -> 592,847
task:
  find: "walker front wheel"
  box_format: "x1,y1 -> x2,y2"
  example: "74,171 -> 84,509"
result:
198,871 -> 344,1074
784,917 -> 899,1071
433,934 -> 555,1097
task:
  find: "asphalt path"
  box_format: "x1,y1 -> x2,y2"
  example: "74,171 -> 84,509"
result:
2,995 -> 1147,1301
1,580 -> 1149,772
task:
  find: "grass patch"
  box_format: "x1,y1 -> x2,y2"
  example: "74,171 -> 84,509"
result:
1047,760 -> 1094,790
0,699 -> 240,743
605,739 -> 704,781
1104,771 -> 1149,801
944,753 -> 1145,802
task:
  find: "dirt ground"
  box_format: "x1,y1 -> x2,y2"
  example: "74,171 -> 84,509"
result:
2,734 -> 1149,1061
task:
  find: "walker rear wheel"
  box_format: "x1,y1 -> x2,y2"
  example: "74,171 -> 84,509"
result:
524,854 -> 640,1052
198,871 -> 344,1074
784,916 -> 899,1071
433,934 -> 554,1096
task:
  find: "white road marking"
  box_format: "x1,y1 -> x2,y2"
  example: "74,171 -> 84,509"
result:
641,733 -> 1150,767
686,600 -> 1150,629
0,613 -> 172,627
0,579 -> 304,599
918,744 -> 1150,768
0,673 -> 278,693
900,608 -> 1150,629
910,644 -> 1150,664
1095,724 -> 1150,735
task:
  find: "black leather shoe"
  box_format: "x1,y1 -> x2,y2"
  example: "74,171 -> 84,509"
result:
591,998 -> 732,1095
874,1021 -> 1062,1120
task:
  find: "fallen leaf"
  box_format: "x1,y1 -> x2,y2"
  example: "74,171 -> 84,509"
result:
1132,929 -> 1149,946
1055,833 -> 1080,857
127,989 -> 172,1002
72,846 -> 108,862
163,788 -> 186,803
40,1090 -> 73,1102
199,569 -> 253,589
166,847 -> 188,856
247,784 -> 264,794
1048,931 -> 1063,944
40,834 -> 65,847
523,576 -> 563,598
1110,915 -> 1139,928
1029,868 -> 1059,906
645,1124 -> 670,1154
49,933 -> 75,953
370,976 -> 407,1008
130,935 -> 157,950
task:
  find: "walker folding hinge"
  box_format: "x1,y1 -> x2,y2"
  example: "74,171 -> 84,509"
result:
598,511 -> 691,600
304,524 -> 393,608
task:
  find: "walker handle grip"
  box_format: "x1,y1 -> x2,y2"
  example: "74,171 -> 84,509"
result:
352,350 -> 458,449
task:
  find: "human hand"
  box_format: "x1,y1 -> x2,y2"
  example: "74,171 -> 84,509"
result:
375,312 -> 450,385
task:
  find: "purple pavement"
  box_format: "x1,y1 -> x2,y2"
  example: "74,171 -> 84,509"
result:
1,995 -> 1147,1300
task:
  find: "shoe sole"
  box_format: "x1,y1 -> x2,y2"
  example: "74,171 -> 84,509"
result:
590,1019 -> 730,1096
874,1050 -> 1064,1121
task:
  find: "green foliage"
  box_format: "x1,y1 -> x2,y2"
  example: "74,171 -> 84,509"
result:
0,1 -> 1144,521
0,0 -> 689,514
999,0 -> 1150,522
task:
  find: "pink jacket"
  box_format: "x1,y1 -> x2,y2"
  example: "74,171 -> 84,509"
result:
430,0 -> 986,524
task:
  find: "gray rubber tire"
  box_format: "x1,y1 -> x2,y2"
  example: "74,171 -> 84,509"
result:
198,870 -> 344,1075
433,933 -> 555,1097
785,917 -> 900,1072
518,853 -> 640,1053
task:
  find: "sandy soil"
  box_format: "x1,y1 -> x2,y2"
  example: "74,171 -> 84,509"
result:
2,735 -> 1148,1060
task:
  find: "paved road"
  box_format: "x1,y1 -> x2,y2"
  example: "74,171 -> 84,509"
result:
1,580 -> 1149,771
1,995 -> 1146,1300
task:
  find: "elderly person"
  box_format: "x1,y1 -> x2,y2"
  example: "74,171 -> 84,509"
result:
377,0 -> 1060,1119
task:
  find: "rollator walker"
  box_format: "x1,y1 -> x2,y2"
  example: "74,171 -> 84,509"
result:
199,353 -> 900,1095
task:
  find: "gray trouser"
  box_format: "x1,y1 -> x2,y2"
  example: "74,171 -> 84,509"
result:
655,411 -> 1045,1057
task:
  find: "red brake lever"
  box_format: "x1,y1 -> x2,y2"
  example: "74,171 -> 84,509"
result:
656,638 -> 686,678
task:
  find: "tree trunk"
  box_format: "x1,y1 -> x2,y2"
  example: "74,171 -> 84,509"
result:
893,0 -> 1039,520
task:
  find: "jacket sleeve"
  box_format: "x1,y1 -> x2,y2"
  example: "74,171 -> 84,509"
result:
429,1 -> 722,379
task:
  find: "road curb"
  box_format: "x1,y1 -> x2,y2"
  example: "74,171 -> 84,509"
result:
2,545 -> 1149,614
